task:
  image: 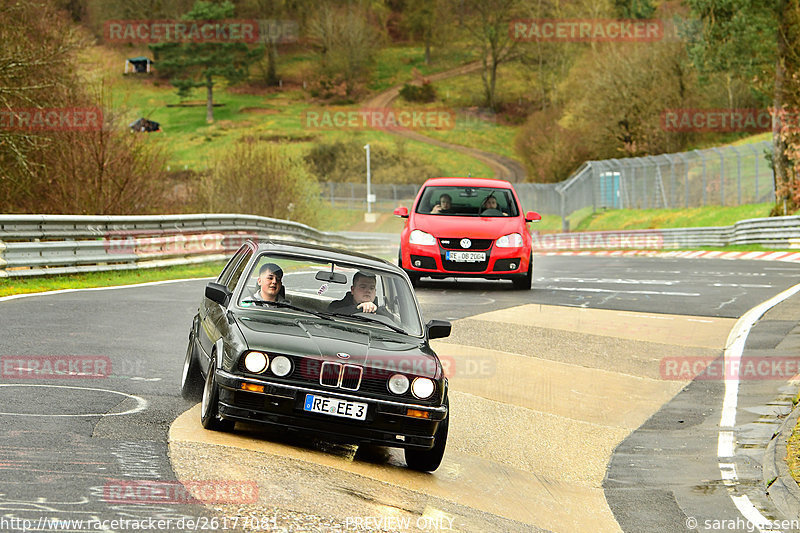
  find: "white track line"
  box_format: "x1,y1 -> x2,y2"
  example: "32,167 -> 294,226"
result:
0,277 -> 212,303
717,282 -> 800,532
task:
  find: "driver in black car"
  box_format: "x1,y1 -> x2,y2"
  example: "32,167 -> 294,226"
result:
327,271 -> 389,316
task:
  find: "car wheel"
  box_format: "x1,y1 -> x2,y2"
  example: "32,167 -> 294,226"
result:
512,254 -> 533,290
180,332 -> 204,401
404,395 -> 448,472
200,356 -> 235,432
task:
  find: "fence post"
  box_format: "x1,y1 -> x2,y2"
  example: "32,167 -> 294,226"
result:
669,154 -> 676,208
694,150 -> 707,206
677,152 -> 690,208
730,145 -> 742,205
711,147 -> 724,206
748,143 -> 760,202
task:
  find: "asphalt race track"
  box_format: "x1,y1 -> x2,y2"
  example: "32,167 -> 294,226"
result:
1,254 -> 800,532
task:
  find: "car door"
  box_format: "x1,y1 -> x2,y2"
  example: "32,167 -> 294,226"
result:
198,245 -> 252,366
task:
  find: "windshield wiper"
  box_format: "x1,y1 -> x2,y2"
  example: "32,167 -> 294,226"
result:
240,299 -> 331,320
329,312 -> 409,335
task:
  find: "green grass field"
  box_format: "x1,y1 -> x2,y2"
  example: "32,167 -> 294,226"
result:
0,262 -> 226,298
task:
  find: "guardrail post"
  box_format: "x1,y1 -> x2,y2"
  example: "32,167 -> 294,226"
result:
0,240 -> 6,278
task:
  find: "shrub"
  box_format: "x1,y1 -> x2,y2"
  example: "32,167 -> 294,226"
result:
305,139 -> 441,184
399,81 -> 437,103
198,141 -> 322,226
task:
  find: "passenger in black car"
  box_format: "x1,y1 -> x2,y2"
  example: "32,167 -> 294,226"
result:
253,263 -> 287,302
327,271 -> 388,316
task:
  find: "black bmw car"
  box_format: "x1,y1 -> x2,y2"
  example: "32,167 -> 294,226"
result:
181,240 -> 452,471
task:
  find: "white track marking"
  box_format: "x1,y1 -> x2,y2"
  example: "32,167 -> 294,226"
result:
717,282 -> 800,532
0,277 -> 212,303
0,384 -> 147,417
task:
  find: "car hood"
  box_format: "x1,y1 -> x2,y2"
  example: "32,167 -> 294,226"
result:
234,313 -> 440,378
412,213 -> 522,239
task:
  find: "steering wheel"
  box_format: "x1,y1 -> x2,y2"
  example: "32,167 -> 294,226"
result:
480,208 -> 502,216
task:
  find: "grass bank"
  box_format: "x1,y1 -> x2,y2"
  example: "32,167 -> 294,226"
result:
0,262 -> 225,298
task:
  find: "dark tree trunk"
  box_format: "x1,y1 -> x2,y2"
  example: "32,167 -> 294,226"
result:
206,76 -> 214,123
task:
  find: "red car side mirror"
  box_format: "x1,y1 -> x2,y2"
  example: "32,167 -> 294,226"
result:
393,206 -> 409,218
525,211 -> 541,222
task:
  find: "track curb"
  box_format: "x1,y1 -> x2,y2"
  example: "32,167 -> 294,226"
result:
764,404 -> 800,523
539,249 -> 800,263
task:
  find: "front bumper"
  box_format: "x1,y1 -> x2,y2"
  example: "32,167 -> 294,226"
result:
215,369 -> 447,450
402,241 -> 529,278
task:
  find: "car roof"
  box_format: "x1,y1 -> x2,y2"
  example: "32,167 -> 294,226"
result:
251,239 -> 401,274
421,177 -> 514,188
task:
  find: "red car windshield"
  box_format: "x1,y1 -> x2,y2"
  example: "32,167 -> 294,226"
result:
416,186 -> 519,217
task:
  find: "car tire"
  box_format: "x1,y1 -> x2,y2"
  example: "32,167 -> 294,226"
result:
200,357 -> 235,432
180,332 -> 204,401
404,395 -> 448,472
512,254 -> 533,290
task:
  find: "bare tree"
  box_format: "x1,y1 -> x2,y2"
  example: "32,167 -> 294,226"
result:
462,0 -> 524,111
307,3 -> 380,97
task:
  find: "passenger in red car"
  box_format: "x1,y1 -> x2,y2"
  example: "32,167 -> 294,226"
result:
431,193 -> 452,214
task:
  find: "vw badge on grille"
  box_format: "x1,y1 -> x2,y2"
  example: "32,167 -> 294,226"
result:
460,238 -> 471,249
336,352 -> 351,359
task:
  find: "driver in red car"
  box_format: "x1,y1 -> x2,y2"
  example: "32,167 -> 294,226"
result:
481,195 -> 509,216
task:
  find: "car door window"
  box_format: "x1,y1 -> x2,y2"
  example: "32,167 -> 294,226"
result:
226,249 -> 253,292
217,245 -> 248,286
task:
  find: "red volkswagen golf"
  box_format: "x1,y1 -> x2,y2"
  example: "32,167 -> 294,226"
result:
393,177 -> 541,289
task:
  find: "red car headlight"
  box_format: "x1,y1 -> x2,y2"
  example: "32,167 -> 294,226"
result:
409,230 -> 437,246
496,233 -> 523,248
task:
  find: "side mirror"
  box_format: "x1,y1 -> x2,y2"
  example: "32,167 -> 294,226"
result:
525,211 -> 542,222
315,271 -> 348,284
393,206 -> 409,218
205,282 -> 232,306
426,319 -> 451,340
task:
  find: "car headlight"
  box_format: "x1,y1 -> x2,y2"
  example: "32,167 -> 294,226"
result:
496,233 -> 523,248
411,377 -> 435,399
409,230 -> 437,246
243,351 -> 269,374
270,355 -> 292,377
388,373 -> 410,395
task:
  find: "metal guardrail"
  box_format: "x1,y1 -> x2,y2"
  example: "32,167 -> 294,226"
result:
2,213 -> 798,277
532,215 -> 800,251
0,214 -> 396,278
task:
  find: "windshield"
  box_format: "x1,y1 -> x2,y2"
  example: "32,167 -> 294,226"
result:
416,185 -> 520,217
238,253 -> 423,336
